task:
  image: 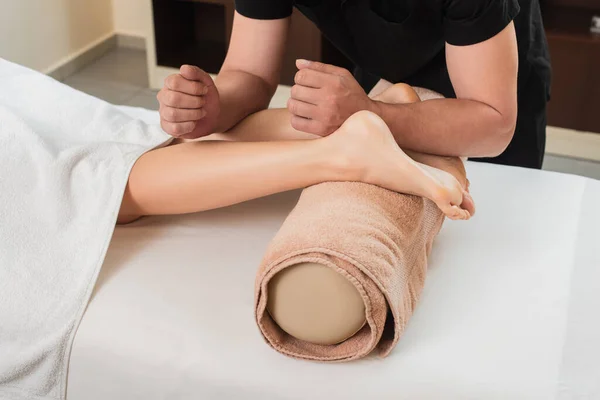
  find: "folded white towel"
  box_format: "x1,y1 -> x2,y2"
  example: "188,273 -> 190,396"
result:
0,59 -> 170,400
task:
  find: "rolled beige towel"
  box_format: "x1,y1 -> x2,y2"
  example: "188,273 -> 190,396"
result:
254,181 -> 449,362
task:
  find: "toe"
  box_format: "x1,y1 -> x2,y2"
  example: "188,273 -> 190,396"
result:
461,190 -> 476,217
456,206 -> 468,220
444,205 -> 462,220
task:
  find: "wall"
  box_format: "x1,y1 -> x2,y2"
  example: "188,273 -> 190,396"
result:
111,0 -> 152,37
0,0 -> 114,73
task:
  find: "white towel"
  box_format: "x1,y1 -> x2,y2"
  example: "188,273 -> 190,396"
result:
0,59 -> 171,400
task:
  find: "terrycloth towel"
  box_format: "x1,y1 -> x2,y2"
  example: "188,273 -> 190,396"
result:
255,182 -> 450,362
0,59 -> 170,400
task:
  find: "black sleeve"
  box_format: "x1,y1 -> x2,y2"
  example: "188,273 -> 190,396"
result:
442,0 -> 520,46
234,0 -> 294,20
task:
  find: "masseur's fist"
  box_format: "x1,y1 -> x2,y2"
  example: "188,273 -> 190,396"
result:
289,60 -> 374,136
157,65 -> 220,139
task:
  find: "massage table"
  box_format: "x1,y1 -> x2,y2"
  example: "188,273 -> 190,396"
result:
66,106 -> 600,399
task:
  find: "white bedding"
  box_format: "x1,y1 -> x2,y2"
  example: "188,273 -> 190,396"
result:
66,107 -> 600,400
0,62 -> 170,400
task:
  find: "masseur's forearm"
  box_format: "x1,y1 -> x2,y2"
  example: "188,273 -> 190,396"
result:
372,98 -> 516,158
214,69 -> 274,133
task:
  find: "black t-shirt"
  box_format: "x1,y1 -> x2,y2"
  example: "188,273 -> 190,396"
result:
235,0 -> 552,169
238,0 -> 517,46
234,0 -> 551,99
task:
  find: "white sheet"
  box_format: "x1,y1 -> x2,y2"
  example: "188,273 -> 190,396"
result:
0,62 -> 170,400
66,106 -> 600,400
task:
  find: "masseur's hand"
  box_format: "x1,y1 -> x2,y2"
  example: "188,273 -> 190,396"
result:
157,65 -> 220,139
289,60 -> 375,136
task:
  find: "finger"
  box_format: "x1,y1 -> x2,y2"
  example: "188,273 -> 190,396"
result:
179,65 -> 215,86
287,98 -> 319,119
160,105 -> 206,123
290,115 -> 327,136
165,74 -> 208,96
160,120 -> 196,137
157,89 -> 205,109
296,59 -> 351,77
294,68 -> 331,88
290,84 -> 320,103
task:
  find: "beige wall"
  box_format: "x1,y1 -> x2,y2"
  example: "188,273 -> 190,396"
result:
0,0 -> 114,73
111,0 -> 151,37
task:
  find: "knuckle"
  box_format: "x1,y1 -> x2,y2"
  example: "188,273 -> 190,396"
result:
174,122 -> 192,136
193,82 -> 204,94
166,75 -> 179,90
290,118 -> 299,130
161,121 -> 175,136
156,90 -> 164,103
171,123 -> 183,135
333,76 -> 344,89
287,98 -> 296,114
291,85 -> 299,98
165,91 -> 176,105
173,79 -> 183,92
173,92 -> 185,107
294,70 -> 306,84
290,116 -> 303,130
166,107 -> 178,120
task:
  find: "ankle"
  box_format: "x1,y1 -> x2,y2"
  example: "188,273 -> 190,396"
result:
318,135 -> 366,183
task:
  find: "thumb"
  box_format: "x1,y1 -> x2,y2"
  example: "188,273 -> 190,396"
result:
180,65 -> 214,86
296,59 -> 348,76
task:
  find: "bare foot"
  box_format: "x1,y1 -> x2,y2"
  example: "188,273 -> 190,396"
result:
327,110 -> 472,220
373,83 -> 475,218
405,151 -> 475,217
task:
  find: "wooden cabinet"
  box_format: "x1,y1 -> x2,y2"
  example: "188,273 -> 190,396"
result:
151,0 -> 351,86
542,0 -> 600,133
150,0 -> 600,134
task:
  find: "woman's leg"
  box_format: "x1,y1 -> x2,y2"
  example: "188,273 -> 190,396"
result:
171,107 -> 317,145
206,85 -> 475,215
118,108 -> 465,223
120,84 -> 475,223
118,135 -> 340,223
